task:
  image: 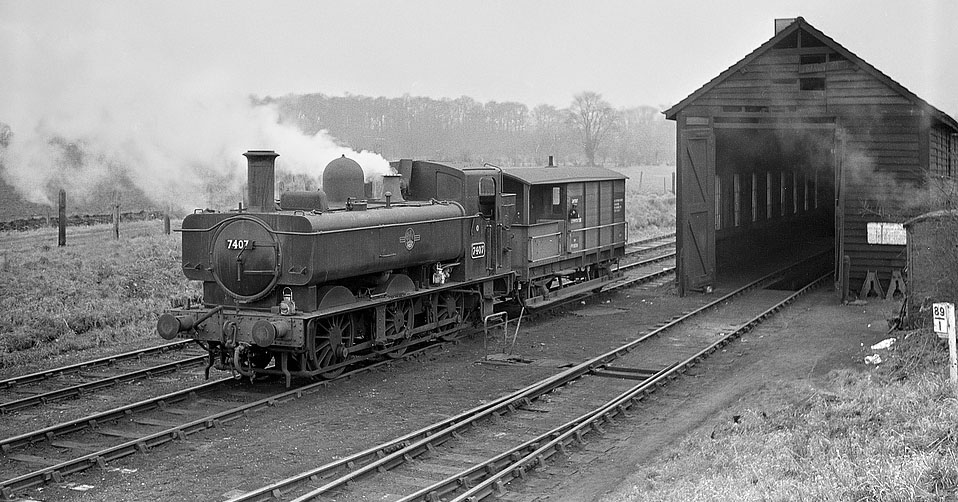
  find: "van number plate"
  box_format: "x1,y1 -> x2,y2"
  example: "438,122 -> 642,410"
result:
471,242 -> 486,259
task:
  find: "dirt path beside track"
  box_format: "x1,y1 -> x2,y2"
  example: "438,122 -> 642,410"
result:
505,289 -> 901,502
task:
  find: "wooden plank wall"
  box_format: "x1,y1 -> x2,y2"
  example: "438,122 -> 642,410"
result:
930,125 -> 956,177
679,28 -> 931,289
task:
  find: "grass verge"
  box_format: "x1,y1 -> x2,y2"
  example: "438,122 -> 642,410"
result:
605,330 -> 958,501
0,221 -> 200,372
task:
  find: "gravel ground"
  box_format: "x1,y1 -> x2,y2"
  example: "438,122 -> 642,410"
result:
503,288 -> 902,502
4,275 -> 899,502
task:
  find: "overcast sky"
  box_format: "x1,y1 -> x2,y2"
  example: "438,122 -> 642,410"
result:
2,0 -> 956,115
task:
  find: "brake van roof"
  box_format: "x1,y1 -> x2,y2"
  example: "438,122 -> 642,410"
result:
500,166 -> 627,186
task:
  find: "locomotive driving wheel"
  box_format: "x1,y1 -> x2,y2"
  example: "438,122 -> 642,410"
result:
311,314 -> 354,379
436,292 -> 464,341
383,300 -> 413,358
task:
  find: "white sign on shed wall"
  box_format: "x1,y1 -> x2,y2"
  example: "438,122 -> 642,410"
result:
866,222 -> 906,245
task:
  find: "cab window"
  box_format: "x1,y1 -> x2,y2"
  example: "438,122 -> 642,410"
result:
479,176 -> 496,218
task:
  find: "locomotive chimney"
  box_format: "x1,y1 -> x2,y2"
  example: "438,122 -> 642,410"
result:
244,150 -> 279,212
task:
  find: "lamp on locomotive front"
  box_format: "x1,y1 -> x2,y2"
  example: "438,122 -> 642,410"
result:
323,155 -> 364,205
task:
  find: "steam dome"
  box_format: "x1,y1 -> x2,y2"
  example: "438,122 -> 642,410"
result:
323,155 -> 364,204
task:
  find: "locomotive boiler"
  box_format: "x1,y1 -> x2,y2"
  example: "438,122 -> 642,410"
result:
157,151 -> 627,385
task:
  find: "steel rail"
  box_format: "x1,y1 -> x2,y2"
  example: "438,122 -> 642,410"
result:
444,272 -> 833,502
398,364 -> 683,502
0,337 -> 461,499
607,266 -> 676,293
229,252 -> 829,502
285,263 -> 828,502
0,355 -> 209,413
227,356 -> 600,502
627,240 -> 675,254
617,251 -> 675,273
624,232 -> 675,248
0,340 -> 195,389
0,330 -> 461,454
0,378 -> 230,453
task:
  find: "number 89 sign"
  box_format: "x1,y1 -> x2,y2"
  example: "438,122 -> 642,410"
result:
933,302 -> 954,337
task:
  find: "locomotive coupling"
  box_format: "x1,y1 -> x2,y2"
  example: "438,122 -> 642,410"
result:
157,314 -> 194,340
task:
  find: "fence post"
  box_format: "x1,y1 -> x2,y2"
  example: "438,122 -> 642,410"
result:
163,213 -> 171,235
671,172 -> 676,194
58,189 -> 66,247
112,203 -> 120,240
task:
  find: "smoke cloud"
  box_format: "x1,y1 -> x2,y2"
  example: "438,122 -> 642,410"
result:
0,9 -> 390,212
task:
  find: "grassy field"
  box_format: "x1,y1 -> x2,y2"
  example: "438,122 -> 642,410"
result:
613,165 -> 676,240
0,221 -> 199,371
607,331 -> 958,501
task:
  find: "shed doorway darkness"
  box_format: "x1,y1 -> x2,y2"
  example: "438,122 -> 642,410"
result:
712,125 -> 836,284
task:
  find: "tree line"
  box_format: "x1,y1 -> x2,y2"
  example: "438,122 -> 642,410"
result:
259,91 -> 675,167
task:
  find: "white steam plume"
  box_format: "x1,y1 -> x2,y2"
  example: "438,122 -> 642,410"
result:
0,10 -> 389,211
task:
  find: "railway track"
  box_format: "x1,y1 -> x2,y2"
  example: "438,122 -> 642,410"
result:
618,233 -> 676,287
0,262 -> 680,500
0,340 -> 195,390
0,334 -> 468,500
0,234 -> 678,499
624,232 -> 675,255
0,341 -> 207,414
221,253 -> 830,501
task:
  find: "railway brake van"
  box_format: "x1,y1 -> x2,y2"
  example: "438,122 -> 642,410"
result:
501,164 -> 627,307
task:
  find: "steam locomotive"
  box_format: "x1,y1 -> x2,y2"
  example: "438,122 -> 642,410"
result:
157,151 -> 627,384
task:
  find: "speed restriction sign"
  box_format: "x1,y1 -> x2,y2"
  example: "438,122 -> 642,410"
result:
934,303 -> 954,337
933,302 -> 958,386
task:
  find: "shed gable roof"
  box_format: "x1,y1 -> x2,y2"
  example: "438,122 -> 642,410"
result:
664,17 -> 958,132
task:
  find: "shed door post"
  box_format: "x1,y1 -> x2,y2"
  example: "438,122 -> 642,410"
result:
834,126 -> 847,294
678,127 -> 716,295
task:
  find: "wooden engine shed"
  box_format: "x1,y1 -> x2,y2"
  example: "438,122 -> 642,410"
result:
666,17 -> 958,297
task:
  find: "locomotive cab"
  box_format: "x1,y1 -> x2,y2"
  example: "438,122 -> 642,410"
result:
397,160 -> 516,282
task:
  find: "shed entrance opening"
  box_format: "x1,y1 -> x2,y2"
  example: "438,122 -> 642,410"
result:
679,122 -> 838,294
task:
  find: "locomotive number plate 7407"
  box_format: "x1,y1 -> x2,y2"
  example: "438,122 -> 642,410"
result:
225,239 -> 252,250
471,242 -> 486,259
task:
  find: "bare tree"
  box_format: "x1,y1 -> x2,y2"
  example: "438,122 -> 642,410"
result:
569,91 -> 617,166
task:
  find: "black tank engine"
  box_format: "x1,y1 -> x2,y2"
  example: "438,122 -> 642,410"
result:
158,151 -> 626,384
